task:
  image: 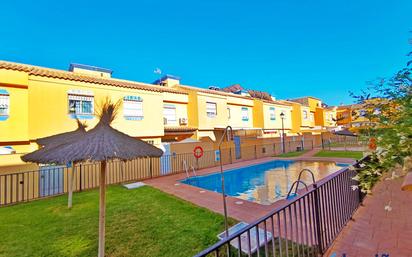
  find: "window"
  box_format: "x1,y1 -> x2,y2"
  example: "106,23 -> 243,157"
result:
0,89 -> 10,120
359,109 -> 366,117
68,91 -> 94,118
206,102 -> 217,117
163,104 -> 177,124
310,113 -> 314,122
227,107 -> 231,119
124,96 -> 143,120
303,110 -> 308,120
269,107 -> 276,120
241,107 -> 249,121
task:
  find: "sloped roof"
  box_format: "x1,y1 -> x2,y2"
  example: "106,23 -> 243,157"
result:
0,61 -> 187,95
178,85 -> 252,100
248,90 -> 272,101
222,84 -> 244,93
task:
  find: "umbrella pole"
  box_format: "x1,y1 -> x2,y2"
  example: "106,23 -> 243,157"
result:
68,162 -> 75,209
98,161 -> 107,257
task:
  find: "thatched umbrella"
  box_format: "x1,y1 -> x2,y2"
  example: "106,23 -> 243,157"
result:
22,99 -> 163,257
32,119 -> 87,208
36,119 -> 87,147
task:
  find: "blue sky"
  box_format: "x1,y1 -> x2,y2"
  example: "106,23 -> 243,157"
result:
0,0 -> 410,105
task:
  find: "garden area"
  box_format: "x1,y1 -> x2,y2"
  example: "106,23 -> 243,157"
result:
314,150 -> 364,160
0,185 -> 234,257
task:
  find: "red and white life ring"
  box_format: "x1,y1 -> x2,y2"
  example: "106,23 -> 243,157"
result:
193,146 -> 204,159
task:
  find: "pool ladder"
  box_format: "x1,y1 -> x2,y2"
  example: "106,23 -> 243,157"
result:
286,168 -> 316,200
183,160 -> 197,178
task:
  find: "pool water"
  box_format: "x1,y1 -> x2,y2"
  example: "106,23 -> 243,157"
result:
181,160 -> 349,205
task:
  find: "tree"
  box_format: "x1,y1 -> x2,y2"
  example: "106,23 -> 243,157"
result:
350,36 -> 412,193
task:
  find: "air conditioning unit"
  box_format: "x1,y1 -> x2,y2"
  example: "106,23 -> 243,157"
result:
179,118 -> 188,125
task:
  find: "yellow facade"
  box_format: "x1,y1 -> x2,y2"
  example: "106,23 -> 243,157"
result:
252,99 -> 293,138
27,76 -> 165,139
0,61 -> 345,172
289,96 -> 325,128
176,85 -> 255,141
336,103 -> 372,129
0,61 -> 189,171
324,107 -> 337,127
300,105 -> 312,128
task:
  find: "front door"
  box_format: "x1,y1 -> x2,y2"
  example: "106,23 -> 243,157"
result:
234,136 -> 242,159
39,165 -> 65,197
160,143 -> 171,175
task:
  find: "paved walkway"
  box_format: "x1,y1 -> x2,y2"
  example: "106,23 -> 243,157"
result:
324,177 -> 412,257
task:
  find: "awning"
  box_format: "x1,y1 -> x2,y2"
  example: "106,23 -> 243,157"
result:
0,146 -> 16,155
164,126 -> 197,134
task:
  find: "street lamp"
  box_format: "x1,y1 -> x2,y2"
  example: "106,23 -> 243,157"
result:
280,112 -> 286,153
218,126 -> 233,238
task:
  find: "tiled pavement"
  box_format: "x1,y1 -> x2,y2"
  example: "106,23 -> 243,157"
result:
324,177 -> 412,257
146,152 -> 412,256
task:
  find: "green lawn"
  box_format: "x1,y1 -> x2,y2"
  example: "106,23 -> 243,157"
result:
276,150 -> 308,158
314,150 -> 364,159
0,185 -> 235,257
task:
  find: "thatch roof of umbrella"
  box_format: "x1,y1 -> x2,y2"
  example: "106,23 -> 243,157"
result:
35,119 -> 87,147
333,129 -> 357,137
21,100 -> 163,164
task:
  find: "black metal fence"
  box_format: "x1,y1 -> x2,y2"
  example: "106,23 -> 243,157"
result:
0,139 -> 314,207
194,158 -> 367,257
0,136 -> 363,207
322,136 -> 368,151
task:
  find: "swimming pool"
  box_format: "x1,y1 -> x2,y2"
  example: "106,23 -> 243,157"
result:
181,160 -> 349,205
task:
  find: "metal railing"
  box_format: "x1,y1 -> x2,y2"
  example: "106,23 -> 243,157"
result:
194,158 -> 367,257
322,136 -> 368,151
0,140 -> 313,207
0,136 -> 363,207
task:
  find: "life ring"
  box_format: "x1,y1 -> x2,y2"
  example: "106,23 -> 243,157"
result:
193,146 -> 204,159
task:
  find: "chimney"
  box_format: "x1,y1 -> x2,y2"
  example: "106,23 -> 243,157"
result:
156,75 -> 180,88
69,63 -> 113,78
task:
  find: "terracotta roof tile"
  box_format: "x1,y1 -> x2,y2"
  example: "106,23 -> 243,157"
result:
178,85 -> 253,100
0,61 -> 187,95
164,126 -> 197,132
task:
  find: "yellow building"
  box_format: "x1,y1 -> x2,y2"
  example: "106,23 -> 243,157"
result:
289,96 -> 324,126
324,106 -> 337,128
277,100 -> 311,134
157,77 -> 257,141
0,60 -> 346,172
336,103 -> 373,130
252,99 -> 293,138
0,61 -> 189,172
288,96 -> 328,133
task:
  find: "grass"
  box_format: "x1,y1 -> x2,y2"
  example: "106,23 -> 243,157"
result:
0,185 -> 236,257
276,150 -> 308,158
314,150 -> 364,160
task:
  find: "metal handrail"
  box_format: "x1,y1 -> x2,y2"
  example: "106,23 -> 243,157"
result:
286,180 -> 309,199
294,168 -> 316,194
190,165 -> 197,177
182,160 -> 190,178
